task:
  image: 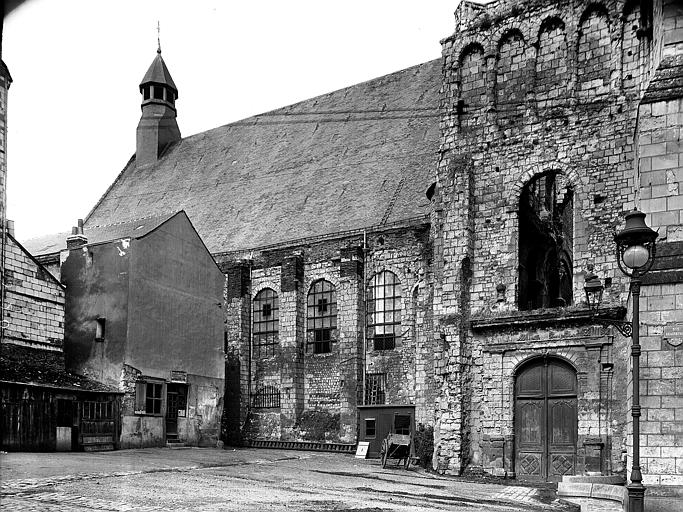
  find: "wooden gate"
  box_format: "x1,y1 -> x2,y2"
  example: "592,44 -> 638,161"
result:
0,385 -> 56,451
515,357 -> 577,482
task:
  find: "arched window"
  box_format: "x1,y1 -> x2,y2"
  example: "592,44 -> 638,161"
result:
367,271 -> 402,351
518,172 -> 573,310
307,280 -> 337,354
253,288 -> 279,357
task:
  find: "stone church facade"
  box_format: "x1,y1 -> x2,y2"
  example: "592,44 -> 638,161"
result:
432,0 -> 682,488
22,0 -> 682,494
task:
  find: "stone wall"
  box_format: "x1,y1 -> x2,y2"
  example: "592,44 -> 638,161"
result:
637,281 -> 683,486
434,0 -> 680,480
2,235 -> 65,348
0,62 -> 10,326
219,222 -> 435,445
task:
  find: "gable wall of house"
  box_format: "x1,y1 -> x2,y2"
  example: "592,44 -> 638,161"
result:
3,235 -> 64,349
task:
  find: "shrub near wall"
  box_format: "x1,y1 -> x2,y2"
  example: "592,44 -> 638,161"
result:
297,410 -> 341,442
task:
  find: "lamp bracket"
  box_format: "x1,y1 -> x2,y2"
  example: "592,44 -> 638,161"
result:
593,316 -> 633,337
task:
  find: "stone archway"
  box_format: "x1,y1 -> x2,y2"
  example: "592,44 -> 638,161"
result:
514,356 -> 578,481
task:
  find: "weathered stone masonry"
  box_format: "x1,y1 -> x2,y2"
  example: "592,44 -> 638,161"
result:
218,222 -> 436,445
433,0 -> 683,487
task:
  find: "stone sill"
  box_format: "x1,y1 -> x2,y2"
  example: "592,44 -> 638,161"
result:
470,306 -> 626,331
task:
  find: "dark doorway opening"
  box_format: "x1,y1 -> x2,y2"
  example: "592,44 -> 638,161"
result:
166,384 -> 187,441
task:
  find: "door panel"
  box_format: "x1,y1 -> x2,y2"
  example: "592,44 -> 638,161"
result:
515,358 -> 577,482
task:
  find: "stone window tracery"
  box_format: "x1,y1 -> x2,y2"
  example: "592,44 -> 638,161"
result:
518,172 -> 573,310
253,288 -> 279,358
367,271 -> 402,351
307,279 -> 337,354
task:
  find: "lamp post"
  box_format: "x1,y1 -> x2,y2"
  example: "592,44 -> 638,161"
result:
584,209 -> 657,512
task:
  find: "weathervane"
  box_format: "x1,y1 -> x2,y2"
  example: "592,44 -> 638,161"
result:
157,21 -> 161,54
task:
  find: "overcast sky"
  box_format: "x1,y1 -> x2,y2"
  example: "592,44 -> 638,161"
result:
4,1 -> 458,241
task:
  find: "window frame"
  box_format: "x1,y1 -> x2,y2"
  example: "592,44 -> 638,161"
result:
135,380 -> 165,416
253,288 -> 279,358
307,279 -> 337,354
364,418 -> 377,439
394,413 -> 411,435
253,385 -> 281,409
364,373 -> 387,405
367,271 -> 402,351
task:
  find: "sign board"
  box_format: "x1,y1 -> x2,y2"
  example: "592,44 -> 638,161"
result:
355,441 -> 370,459
663,322 -> 683,347
170,370 -> 187,383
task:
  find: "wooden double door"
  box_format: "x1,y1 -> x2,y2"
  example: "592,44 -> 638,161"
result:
515,358 -> 578,482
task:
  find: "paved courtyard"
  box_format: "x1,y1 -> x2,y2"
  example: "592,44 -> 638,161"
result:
0,447 -> 586,512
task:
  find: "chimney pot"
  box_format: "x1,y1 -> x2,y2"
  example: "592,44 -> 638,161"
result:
6,220 -> 15,238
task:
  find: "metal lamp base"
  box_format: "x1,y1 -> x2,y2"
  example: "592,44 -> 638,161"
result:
627,483 -> 646,512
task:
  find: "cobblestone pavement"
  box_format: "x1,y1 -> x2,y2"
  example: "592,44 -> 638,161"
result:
0,448 -> 578,511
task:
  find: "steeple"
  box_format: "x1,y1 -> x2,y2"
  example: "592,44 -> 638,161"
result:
136,43 -> 181,167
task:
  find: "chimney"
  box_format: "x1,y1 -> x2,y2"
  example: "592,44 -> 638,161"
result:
5,219 -> 14,238
66,219 -> 87,249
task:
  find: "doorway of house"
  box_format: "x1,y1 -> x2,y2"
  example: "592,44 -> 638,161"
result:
165,384 -> 187,442
515,357 -> 578,482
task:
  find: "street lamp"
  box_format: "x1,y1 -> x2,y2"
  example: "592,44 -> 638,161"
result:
584,209 -> 657,512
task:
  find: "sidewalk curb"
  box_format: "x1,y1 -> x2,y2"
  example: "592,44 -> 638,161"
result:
556,498 -> 582,512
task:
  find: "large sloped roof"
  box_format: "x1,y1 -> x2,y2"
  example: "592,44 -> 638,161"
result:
84,59 -> 441,254
23,212 -> 179,256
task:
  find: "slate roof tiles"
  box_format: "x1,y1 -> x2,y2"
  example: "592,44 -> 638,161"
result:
83,59 -> 442,254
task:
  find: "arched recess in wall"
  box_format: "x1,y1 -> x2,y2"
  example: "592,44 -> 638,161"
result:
253,288 -> 279,358
306,279 -> 337,354
535,17 -> 568,106
517,171 -> 574,311
577,5 -> 613,97
514,355 -> 578,481
621,1 -> 642,92
495,29 -> 530,111
457,42 -> 487,125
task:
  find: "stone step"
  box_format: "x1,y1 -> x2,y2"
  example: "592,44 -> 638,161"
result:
562,475 -> 625,485
558,481 -> 628,511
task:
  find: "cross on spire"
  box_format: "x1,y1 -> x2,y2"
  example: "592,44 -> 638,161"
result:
157,21 -> 161,54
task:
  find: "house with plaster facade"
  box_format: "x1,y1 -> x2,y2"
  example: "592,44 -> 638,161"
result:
31,211 -> 226,448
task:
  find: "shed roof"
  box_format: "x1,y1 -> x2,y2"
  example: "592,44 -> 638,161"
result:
84,59 -> 441,254
0,352 -> 119,393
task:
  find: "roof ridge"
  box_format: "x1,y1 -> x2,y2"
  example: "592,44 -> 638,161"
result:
86,210 -> 178,229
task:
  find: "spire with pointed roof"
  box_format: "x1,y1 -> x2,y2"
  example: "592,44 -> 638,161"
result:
136,45 -> 181,168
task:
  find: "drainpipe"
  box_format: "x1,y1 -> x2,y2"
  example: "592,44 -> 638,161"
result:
361,230 -> 368,406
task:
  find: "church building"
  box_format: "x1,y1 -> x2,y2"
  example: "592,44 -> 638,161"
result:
23,1 -> 683,506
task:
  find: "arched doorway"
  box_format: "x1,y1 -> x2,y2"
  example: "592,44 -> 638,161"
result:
515,357 -> 578,481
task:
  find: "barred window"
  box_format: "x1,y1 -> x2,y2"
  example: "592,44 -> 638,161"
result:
307,280 -> 337,354
253,385 -> 281,408
253,288 -> 279,358
365,373 -> 386,405
367,271 -> 401,350
82,401 -> 114,420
